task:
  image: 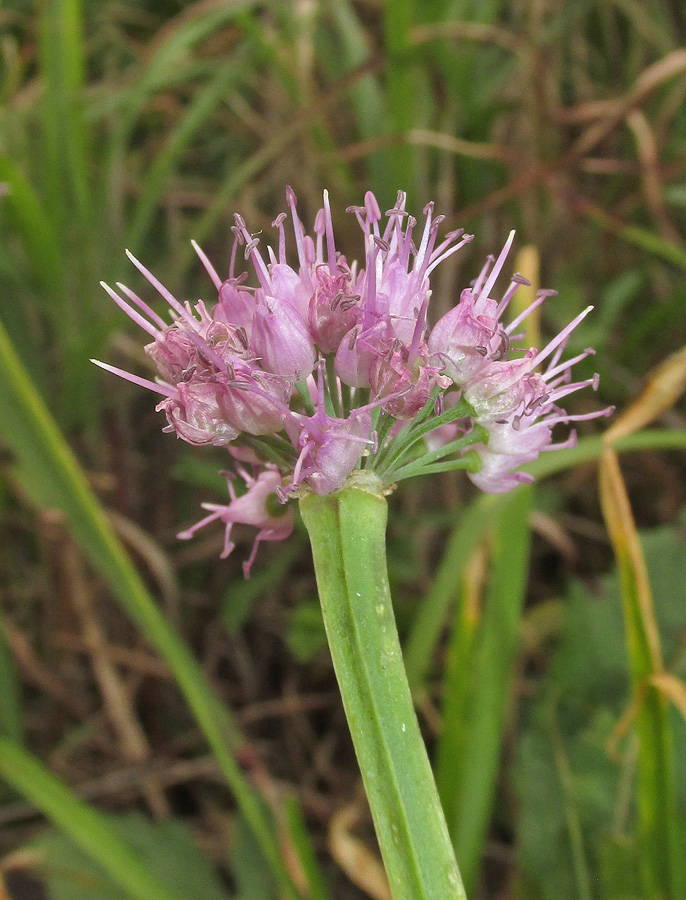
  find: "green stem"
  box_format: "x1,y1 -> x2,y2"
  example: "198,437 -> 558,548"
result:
296,379 -> 316,416
392,453 -> 480,482
326,355 -> 341,417
375,398 -> 471,477
300,477 -> 466,900
341,381 -> 352,418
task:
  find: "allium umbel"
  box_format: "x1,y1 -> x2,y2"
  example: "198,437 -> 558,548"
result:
94,189 -> 613,573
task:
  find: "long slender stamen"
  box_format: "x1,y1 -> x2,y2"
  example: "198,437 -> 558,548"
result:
100,282 -> 160,337
429,228 -> 465,264
542,406 -> 614,427
323,190 -> 338,274
542,430 -> 578,451
472,254 -> 494,295
408,293 -> 430,366
477,230 -> 515,305
234,215 -> 272,293
287,185 -> 308,269
412,202 -> 434,279
126,250 -> 192,322
382,190 -> 407,245
177,508 -> 226,541
91,359 -> 177,397
312,209 -> 324,263
496,273 -> 531,317
228,228 -> 241,280
424,233 -> 474,279
529,306 -> 593,370
191,240 -> 222,289
543,333 -> 567,374
115,283 -> 167,329
547,375 -> 600,403
272,212 -> 288,264
399,216 -> 417,269
544,348 -> 595,382
504,290 -> 555,335
290,440 -> 312,488
362,236 -> 380,329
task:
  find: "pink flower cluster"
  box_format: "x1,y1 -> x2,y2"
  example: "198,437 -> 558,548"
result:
95,188 -> 612,572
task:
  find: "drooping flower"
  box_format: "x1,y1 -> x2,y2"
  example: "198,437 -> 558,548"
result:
177,467 -> 294,577
95,187 -> 612,572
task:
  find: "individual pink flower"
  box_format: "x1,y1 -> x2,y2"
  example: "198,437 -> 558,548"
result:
215,280 -> 256,338
289,410 -> 375,496
464,332 -> 614,492
334,322 -> 383,389
216,369 -> 289,436
177,467 -> 294,577
280,366 -> 376,496
158,383 -> 238,447
251,292 -> 316,382
428,287 -> 505,385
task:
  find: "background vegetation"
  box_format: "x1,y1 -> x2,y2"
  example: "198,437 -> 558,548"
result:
0,1 -> 685,898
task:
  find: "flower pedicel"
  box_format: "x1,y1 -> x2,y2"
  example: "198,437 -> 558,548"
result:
94,189 -> 613,573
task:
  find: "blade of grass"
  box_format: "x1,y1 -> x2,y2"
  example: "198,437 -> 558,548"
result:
0,318 -> 303,900
383,0 -> 417,201
0,609 -> 23,745
106,1 -> 260,231
405,427 -> 686,693
599,449 -> 684,900
605,343 -> 686,442
107,0 -> 259,132
547,702 -> 594,900
525,428 -> 686,478
126,61 -> 245,253
404,492 -> 501,690
414,0 -> 510,208
577,200 -> 686,270
38,0 -> 89,228
435,542 -> 488,822
327,1 -> 388,196
282,794 -> 332,900
650,673 -> 686,722
0,155 -> 65,298
0,739 -> 189,900
437,486 -> 532,894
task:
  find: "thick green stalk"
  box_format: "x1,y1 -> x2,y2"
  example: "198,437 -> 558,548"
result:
300,478 -> 466,900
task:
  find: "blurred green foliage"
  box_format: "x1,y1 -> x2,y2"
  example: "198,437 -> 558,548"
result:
0,0 -> 685,898
514,523 -> 686,899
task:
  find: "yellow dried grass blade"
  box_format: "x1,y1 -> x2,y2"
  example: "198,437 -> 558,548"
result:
599,449 -> 662,672
605,343 -> 686,442
329,804 -> 391,900
599,448 -> 683,899
650,672 -> 686,722
512,245 -> 541,349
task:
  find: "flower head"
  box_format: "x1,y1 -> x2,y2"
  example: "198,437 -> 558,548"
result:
95,188 -> 612,572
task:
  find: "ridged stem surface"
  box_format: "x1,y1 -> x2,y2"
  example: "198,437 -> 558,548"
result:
300,481 -> 466,900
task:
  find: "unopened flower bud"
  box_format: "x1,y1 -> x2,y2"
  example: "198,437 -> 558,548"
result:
252,293 -> 316,381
